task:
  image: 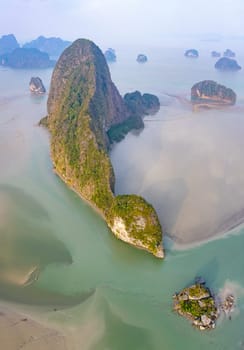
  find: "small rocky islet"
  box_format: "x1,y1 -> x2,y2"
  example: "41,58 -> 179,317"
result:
29,77 -> 46,94
0,47 -> 55,69
104,48 -> 116,62
136,54 -> 148,63
223,49 -> 235,58
220,294 -> 235,318
23,35 -> 71,58
173,279 -> 236,330
0,34 -> 19,55
211,51 -> 221,57
191,80 -> 236,110
170,80 -> 237,111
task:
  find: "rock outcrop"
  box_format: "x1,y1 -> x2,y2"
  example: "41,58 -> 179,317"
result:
23,36 -> 71,58
0,48 -> 55,69
104,48 -> 116,62
191,80 -> 236,109
0,34 -> 19,55
173,281 -> 218,330
211,51 -> 221,57
29,77 -> 46,94
220,295 -> 235,316
108,91 -> 160,143
124,90 -> 159,115
184,49 -> 199,58
214,57 -> 241,71
40,39 -> 163,258
223,49 -> 235,58
137,54 -> 148,63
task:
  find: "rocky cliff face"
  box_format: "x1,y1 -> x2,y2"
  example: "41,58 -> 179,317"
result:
191,80 -> 236,109
184,49 -> 199,58
42,39 -> 163,258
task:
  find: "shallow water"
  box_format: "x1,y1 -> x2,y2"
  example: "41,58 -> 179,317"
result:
0,44 -> 244,349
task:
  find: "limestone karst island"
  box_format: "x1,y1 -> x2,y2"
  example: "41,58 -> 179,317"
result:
29,76 -> 46,94
191,80 -> 236,110
173,279 -> 236,331
40,38 -> 164,258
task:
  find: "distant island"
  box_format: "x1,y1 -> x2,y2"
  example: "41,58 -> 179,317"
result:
184,49 -> 199,58
223,49 -> 235,58
104,48 -> 116,62
0,34 -> 19,55
29,77 -> 46,94
23,36 -> 71,58
40,39 -> 163,258
173,280 -> 218,330
191,80 -> 236,110
0,48 -> 55,69
136,54 -> 148,63
0,34 -> 70,66
214,57 -> 241,71
173,278 -> 235,330
211,51 -> 221,58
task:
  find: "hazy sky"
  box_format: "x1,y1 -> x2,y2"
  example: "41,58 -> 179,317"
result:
0,0 -> 243,46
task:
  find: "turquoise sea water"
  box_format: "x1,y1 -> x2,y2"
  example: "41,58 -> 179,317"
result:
1,43 -> 244,349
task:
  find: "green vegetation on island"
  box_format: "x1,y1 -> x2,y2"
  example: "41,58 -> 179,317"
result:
211,51 -> 221,58
23,36 -> 71,58
191,80 -> 236,110
184,49 -> 199,58
40,38 -> 163,258
136,54 -> 148,63
173,281 -> 218,330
